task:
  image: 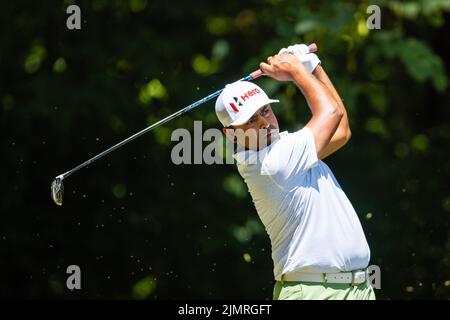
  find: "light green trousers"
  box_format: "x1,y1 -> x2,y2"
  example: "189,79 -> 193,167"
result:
273,281 -> 376,300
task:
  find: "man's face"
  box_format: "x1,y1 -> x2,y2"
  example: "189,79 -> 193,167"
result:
223,104 -> 280,151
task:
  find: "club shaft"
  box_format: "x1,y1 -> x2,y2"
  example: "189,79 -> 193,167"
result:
62,74 -> 255,178
60,43 -> 317,179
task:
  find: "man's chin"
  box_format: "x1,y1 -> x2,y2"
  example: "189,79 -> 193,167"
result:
257,131 -> 279,150
269,130 -> 280,141
266,130 -> 280,143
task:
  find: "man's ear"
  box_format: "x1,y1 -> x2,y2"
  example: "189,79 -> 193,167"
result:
223,127 -> 236,142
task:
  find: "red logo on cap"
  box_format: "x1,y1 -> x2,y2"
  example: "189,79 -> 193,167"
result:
241,88 -> 260,101
229,103 -> 239,112
228,88 -> 260,112
229,97 -> 243,112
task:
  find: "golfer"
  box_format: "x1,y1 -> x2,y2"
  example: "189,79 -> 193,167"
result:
215,44 -> 375,300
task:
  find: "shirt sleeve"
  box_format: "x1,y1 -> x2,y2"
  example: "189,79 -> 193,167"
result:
261,127 -> 319,188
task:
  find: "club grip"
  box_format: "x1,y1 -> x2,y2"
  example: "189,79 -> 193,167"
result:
250,43 -> 318,79
308,43 -> 318,53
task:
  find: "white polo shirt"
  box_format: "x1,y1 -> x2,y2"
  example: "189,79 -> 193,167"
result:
234,127 -> 370,281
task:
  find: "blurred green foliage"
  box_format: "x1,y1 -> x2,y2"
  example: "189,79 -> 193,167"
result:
0,0 -> 449,299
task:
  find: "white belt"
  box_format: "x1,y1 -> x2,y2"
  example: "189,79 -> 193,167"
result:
281,270 -> 367,285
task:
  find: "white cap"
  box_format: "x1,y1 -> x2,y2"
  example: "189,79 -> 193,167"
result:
215,81 -> 279,127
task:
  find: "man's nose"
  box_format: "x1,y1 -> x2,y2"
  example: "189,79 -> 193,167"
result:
256,114 -> 269,129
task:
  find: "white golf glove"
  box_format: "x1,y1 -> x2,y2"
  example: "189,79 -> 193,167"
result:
278,44 -> 321,73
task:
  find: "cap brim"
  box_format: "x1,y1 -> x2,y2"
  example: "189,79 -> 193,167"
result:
229,99 -> 279,126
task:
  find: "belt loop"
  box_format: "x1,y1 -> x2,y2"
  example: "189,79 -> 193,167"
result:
351,271 -> 356,286
281,274 -> 285,284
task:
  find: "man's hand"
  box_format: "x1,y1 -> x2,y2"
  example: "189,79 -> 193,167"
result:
279,44 -> 321,73
260,53 -> 308,82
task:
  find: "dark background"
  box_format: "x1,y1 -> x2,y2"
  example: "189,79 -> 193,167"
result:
0,0 -> 449,299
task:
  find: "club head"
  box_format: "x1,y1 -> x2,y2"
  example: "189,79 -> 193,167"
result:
51,175 -> 64,206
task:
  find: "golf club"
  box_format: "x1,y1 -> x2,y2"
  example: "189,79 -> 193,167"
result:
51,43 -> 318,206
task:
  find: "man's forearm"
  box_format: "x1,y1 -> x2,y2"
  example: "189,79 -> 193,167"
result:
290,66 -> 343,158
312,65 -> 351,159
312,65 -> 349,133
291,68 -> 340,117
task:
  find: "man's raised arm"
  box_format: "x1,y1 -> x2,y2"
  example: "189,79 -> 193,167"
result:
312,65 -> 351,159
260,53 -> 343,159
